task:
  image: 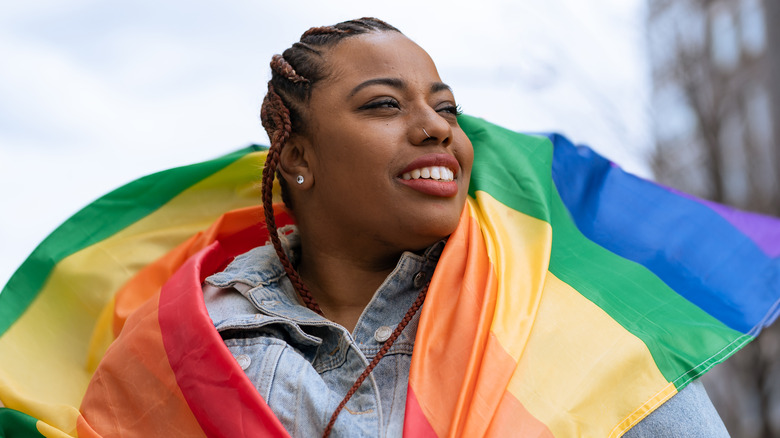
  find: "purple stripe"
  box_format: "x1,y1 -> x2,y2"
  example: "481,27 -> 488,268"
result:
665,187 -> 780,258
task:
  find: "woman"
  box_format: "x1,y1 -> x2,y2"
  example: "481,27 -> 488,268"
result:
6,14 -> 780,438
200,18 -> 728,437
204,18 -> 472,437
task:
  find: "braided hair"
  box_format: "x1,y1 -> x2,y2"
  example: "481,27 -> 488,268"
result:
259,18 -> 429,437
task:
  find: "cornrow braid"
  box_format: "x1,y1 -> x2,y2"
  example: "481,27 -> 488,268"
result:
259,17 -> 417,436
270,54 -> 309,84
300,25 -> 346,39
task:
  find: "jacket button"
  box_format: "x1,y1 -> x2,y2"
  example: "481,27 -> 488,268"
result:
374,326 -> 393,343
413,271 -> 426,288
235,354 -> 251,370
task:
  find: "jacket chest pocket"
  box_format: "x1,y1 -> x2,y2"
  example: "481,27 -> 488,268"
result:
223,336 -> 375,437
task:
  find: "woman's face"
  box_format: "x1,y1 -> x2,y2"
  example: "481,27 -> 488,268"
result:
295,31 -> 473,253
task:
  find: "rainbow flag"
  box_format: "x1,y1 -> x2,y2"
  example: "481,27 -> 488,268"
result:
1,116 -> 778,437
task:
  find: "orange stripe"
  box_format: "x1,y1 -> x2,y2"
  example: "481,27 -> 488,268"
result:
409,201 -> 492,435
410,200 -> 548,436
80,287 -> 205,437
112,206 -> 266,335
484,392 -> 554,438
411,200 -> 551,436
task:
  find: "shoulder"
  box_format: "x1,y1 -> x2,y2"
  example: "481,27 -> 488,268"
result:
205,244 -> 286,291
202,241 -> 289,328
624,380 -> 730,437
206,225 -> 300,292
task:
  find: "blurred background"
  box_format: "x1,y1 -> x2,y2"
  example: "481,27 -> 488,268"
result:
647,1 -> 780,436
0,1 -> 777,435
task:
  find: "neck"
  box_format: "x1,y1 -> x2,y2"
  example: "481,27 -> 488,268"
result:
295,234 -> 402,332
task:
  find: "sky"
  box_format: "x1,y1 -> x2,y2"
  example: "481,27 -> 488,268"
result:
0,0 -> 651,288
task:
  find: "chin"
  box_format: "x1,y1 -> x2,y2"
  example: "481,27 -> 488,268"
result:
404,211 -> 462,250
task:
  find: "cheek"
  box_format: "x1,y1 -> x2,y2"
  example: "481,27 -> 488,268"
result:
456,135 -> 475,178
311,135 -> 358,177
315,145 -> 385,196
315,124 -> 382,164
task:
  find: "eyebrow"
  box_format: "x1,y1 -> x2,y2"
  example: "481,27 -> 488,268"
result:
430,82 -> 453,94
349,78 -> 453,97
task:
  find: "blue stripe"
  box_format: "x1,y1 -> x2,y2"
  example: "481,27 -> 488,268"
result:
547,133 -> 780,334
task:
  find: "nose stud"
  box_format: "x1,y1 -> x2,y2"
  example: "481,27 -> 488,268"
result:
422,128 -> 431,139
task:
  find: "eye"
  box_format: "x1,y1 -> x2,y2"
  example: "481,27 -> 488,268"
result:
359,98 -> 400,110
437,103 -> 463,116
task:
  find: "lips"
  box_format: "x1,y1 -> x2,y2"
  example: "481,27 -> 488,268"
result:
397,153 -> 460,197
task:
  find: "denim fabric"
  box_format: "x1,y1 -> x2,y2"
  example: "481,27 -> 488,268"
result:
203,229 -> 443,438
623,380 -> 730,437
203,229 -> 729,437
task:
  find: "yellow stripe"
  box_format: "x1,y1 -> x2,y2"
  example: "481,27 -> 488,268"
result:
472,190 -> 552,360
611,382 -> 678,437
38,419 -> 76,438
504,273 -> 675,437
85,296 -> 116,373
0,152 -> 268,420
473,192 -> 673,436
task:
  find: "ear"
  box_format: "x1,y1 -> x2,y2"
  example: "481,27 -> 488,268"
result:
278,134 -> 314,189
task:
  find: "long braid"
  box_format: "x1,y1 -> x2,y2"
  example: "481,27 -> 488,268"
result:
260,84 -> 322,315
259,17 -> 420,435
322,281 -> 430,438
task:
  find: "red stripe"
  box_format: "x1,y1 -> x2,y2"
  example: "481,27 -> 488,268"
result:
403,386 -> 439,438
158,212 -> 294,438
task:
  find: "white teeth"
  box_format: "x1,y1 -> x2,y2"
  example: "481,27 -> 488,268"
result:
401,166 -> 455,181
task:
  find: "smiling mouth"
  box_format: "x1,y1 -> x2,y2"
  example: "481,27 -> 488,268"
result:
397,154 -> 460,197
400,166 -> 455,182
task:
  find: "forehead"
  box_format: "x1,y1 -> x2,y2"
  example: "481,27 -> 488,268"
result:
318,32 -> 443,92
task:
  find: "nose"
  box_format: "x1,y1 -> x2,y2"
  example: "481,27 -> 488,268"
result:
411,107 -> 452,146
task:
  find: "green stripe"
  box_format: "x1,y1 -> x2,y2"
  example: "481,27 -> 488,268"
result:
460,115 -> 745,387
0,408 -> 46,438
547,183 -> 747,386
0,145 -> 265,336
462,115 -> 552,222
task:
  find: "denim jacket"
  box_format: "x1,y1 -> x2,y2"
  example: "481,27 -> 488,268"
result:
203,228 -> 442,437
203,229 -> 728,437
